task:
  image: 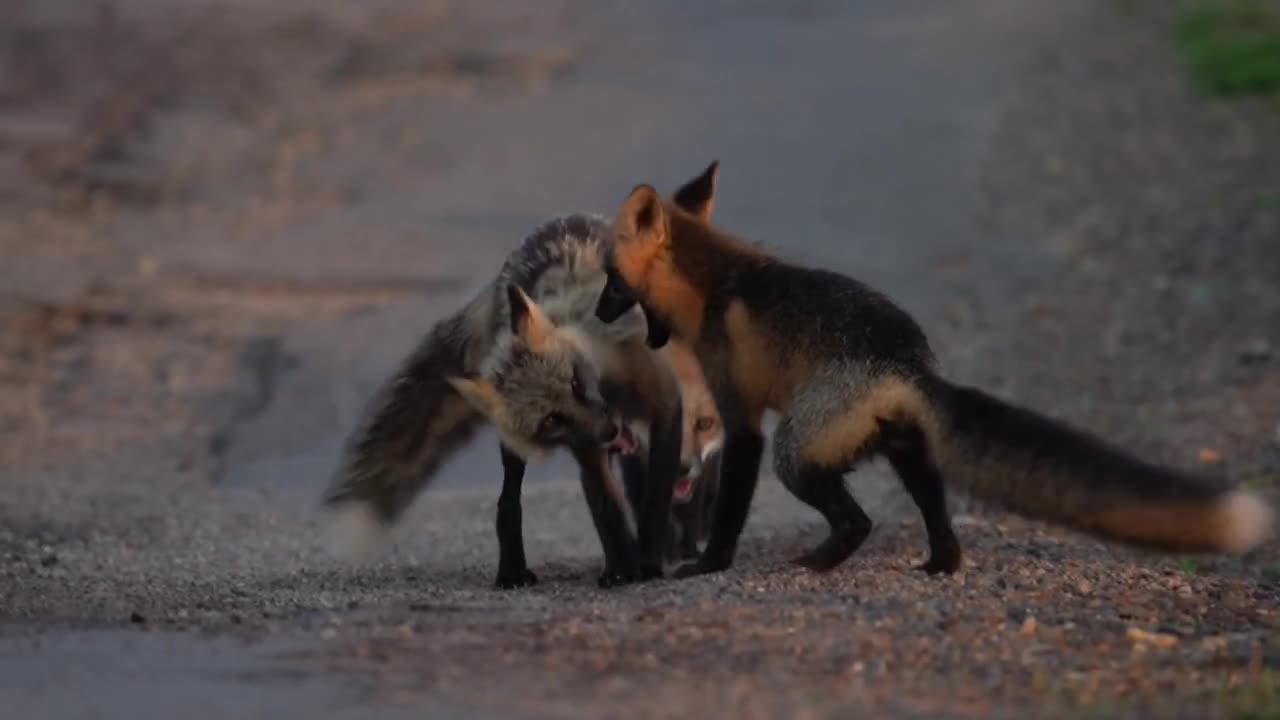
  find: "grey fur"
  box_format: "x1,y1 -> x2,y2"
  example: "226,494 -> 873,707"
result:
323,213 -> 683,585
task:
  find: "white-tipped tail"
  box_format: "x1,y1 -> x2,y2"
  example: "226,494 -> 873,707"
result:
324,502 -> 392,561
1217,491 -> 1274,553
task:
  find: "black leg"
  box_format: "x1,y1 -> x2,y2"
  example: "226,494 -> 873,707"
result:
636,406 -> 682,579
773,417 -> 872,572
879,419 -> 962,574
673,502 -> 699,561
573,446 -> 640,588
694,451 -> 722,546
674,429 -> 764,578
494,444 -> 537,589
781,465 -> 873,572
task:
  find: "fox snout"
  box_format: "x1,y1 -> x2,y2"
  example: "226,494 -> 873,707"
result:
678,456 -> 701,479
595,269 -> 636,322
596,417 -> 619,444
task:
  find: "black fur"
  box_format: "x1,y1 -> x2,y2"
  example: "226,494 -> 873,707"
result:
572,444 -> 641,587
618,446 -> 721,564
495,444 -> 538,588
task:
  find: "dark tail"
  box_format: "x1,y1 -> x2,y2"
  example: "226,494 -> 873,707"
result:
908,372 -> 1272,554
322,312 -> 483,541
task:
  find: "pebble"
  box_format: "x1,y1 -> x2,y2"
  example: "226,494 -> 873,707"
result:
1020,617 -> 1037,636
1238,339 -> 1272,365
1126,627 -> 1178,649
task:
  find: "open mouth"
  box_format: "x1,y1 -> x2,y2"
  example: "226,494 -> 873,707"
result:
673,476 -> 695,503
606,425 -> 639,455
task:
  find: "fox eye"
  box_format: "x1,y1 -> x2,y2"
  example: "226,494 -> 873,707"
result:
538,412 -> 568,436
694,417 -> 716,432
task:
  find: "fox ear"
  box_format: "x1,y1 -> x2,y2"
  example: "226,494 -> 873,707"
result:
506,284 -> 554,348
615,184 -> 668,251
671,160 -> 718,221
446,374 -> 502,417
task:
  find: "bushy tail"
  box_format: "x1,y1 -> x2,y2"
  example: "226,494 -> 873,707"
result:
321,312 -> 483,556
912,373 -> 1272,554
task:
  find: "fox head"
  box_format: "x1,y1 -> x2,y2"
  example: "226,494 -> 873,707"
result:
595,161 -> 720,343
447,285 -> 618,459
614,338 -> 722,502
666,339 -> 722,502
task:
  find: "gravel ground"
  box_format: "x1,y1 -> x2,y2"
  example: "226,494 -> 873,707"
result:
1,1 -> 1278,718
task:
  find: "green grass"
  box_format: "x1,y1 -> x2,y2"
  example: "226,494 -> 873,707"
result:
1177,558 -> 1201,574
1176,1 -> 1280,97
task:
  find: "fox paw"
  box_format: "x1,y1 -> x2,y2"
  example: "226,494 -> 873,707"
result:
672,554 -> 730,579
495,567 -> 539,589
597,567 -> 638,589
915,550 -> 962,575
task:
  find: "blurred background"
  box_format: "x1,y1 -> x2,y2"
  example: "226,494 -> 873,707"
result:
2,1 -> 1278,718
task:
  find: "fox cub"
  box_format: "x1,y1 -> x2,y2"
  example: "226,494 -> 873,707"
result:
595,161 -> 1273,579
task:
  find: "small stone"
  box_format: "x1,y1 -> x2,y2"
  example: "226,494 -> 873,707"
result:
1239,339 -> 1272,365
1020,617 -> 1037,636
1197,448 -> 1223,465
130,612 -> 146,624
1127,627 -> 1178,649
39,554 -> 58,568
1076,579 -> 1093,596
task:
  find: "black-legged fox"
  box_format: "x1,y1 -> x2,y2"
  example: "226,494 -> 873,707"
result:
595,161 -> 1274,579
322,215 -> 684,588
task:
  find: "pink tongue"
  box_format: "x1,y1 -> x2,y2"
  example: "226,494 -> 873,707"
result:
609,426 -> 639,454
673,477 -> 693,502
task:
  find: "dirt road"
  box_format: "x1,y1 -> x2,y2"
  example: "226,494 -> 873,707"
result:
2,1 -> 1277,717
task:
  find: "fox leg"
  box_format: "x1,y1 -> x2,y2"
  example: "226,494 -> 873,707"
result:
494,444 -> 538,589
617,451 -> 648,521
573,446 -> 641,588
675,426 -> 763,578
876,417 -> 962,574
774,416 -> 873,572
636,401 -> 682,579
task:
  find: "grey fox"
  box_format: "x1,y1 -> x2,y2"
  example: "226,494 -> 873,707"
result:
596,161 -> 1273,579
322,215 -> 684,588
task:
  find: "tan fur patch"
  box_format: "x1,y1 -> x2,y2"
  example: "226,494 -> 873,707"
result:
647,254 -> 706,340
510,286 -> 556,350
611,338 -> 680,422
1080,493 -> 1269,553
801,376 -> 929,467
724,301 -> 810,417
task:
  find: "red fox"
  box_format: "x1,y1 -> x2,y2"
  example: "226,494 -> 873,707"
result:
595,161 -> 1273,579
617,339 -> 724,562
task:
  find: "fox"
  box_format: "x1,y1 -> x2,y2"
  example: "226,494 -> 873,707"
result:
321,214 -> 685,588
594,160 -> 1274,579
616,339 -> 724,562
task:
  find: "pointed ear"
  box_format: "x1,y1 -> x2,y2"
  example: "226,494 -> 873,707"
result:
615,184 -> 668,251
506,284 -> 554,348
446,374 -> 502,417
671,160 -> 718,221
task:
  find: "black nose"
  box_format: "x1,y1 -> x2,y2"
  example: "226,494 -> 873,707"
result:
598,422 -> 619,443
